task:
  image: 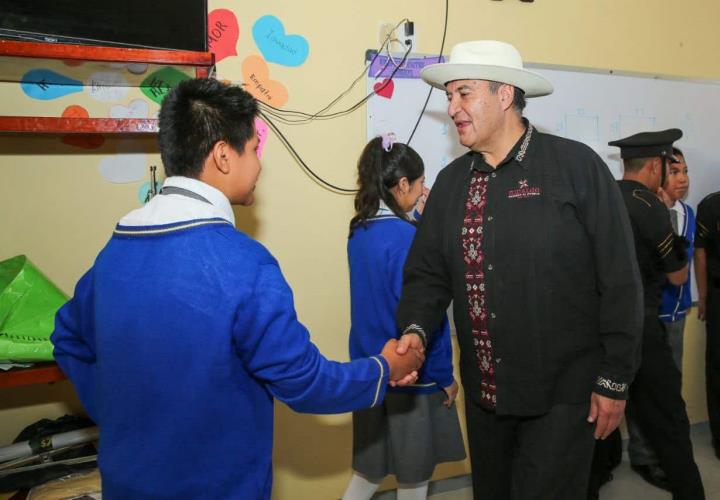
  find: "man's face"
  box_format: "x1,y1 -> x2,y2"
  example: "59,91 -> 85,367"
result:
665,154 -> 689,202
228,131 -> 262,206
445,80 -> 505,152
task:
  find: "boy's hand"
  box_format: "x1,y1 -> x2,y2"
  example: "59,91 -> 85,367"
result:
380,339 -> 424,386
443,379 -> 459,408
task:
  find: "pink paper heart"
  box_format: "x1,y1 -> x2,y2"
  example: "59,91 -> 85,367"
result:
255,118 -> 269,159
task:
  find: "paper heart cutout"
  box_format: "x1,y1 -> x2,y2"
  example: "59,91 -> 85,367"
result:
138,181 -> 162,204
208,9 -> 240,63
140,67 -> 192,104
98,142 -> 147,183
252,15 -> 308,67
60,105 -> 105,149
85,71 -> 130,102
21,69 -> 83,100
255,118 -> 269,159
110,99 -> 150,119
374,79 -> 394,99
126,63 -> 148,75
241,55 -> 288,107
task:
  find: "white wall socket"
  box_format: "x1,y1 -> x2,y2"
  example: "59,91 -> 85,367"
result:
378,21 -> 416,52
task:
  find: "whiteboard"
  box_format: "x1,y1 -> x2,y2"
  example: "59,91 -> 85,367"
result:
367,57 -> 720,301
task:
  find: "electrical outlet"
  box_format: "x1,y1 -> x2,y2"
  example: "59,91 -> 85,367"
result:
378,21 -> 416,52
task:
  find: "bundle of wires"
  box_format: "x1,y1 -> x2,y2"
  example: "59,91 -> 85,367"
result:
256,0 -> 448,193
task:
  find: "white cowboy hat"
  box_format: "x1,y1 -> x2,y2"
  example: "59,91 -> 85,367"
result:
420,40 -> 553,97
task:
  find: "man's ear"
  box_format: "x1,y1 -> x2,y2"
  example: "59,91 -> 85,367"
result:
211,141 -> 231,174
654,157 -> 664,175
499,84 -> 515,111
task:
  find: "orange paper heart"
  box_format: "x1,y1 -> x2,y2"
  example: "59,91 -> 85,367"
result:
241,55 -> 288,107
61,105 -> 105,149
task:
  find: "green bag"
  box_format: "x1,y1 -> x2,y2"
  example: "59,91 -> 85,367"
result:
0,255 -> 68,362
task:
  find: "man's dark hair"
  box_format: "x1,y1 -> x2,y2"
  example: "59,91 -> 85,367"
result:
673,146 -> 684,158
158,78 -> 258,178
623,157 -> 652,173
488,81 -> 527,113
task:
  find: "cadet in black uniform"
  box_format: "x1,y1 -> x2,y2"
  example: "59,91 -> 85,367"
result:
611,129 -> 704,499
695,190 -> 720,459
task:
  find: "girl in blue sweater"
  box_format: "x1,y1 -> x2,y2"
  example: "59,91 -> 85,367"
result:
342,134 -> 466,500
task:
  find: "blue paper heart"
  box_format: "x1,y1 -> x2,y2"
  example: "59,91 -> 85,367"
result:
21,69 -> 83,100
252,15 -> 309,67
138,181 -> 162,204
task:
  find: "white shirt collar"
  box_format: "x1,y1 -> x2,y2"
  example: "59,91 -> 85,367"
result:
162,176 -> 235,224
119,176 -> 235,227
377,200 -> 393,216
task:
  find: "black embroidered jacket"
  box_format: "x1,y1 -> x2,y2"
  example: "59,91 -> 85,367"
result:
397,123 -> 642,415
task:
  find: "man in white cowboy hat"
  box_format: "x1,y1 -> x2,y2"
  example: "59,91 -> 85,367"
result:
395,40 -> 643,499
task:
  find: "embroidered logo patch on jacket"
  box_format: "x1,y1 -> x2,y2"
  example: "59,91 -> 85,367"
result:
507,179 -> 541,199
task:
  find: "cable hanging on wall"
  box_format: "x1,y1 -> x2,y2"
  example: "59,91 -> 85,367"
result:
256,21 -> 412,193
407,0 -> 448,146
254,6 -> 447,194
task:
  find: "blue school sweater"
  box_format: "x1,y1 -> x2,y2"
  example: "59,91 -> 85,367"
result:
659,201 -> 695,322
348,214 -> 454,394
51,218 -> 389,499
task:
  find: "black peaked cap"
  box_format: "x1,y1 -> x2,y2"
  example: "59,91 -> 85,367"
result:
608,128 -> 682,160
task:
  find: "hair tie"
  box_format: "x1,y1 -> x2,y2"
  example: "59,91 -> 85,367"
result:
380,132 -> 396,152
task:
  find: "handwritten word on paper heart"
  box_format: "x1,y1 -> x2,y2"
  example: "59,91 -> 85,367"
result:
373,78 -> 394,99
60,105 -> 105,149
21,69 -> 83,100
242,55 -> 288,107
208,9 -> 239,63
252,15 -> 309,67
140,67 -> 192,104
255,118 -> 269,158
85,71 -> 130,102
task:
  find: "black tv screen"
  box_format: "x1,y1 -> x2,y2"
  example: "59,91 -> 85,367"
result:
0,0 -> 207,52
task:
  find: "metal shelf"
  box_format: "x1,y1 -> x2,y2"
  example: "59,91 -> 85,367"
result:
0,39 -> 214,135
0,363 -> 67,389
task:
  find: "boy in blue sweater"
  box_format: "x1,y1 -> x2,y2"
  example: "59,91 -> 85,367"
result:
51,79 -> 423,499
658,147 -> 695,370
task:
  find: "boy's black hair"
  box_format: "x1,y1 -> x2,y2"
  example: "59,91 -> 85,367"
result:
158,78 -> 258,178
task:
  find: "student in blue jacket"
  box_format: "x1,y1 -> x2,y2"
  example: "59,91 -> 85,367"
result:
50,79 -> 424,500
658,147 -> 695,370
342,135 -> 465,500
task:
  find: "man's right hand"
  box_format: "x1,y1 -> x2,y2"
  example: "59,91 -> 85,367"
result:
698,297 -> 707,321
381,338 -> 424,386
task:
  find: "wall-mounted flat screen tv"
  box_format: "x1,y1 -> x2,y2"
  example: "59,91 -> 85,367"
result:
0,0 -> 207,52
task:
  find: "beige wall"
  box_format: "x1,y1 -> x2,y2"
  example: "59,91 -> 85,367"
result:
1,1 -> 719,498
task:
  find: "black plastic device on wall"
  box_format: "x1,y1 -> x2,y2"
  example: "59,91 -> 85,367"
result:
0,0 -> 208,52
